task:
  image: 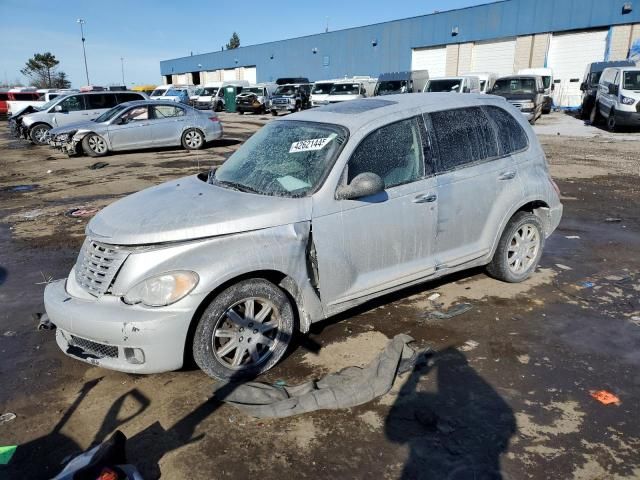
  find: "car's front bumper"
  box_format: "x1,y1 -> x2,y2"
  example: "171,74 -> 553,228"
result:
44,279 -> 204,374
237,103 -> 265,113
615,110 -> 640,126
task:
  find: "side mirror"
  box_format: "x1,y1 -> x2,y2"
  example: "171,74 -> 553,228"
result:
608,84 -> 619,95
579,82 -> 586,92
54,105 -> 64,112
336,172 -> 385,200
551,83 -> 556,92
538,88 -> 546,94
117,116 -> 128,125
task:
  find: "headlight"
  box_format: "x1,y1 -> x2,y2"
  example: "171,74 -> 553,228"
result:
123,271 -> 199,307
621,95 -> 635,105
288,98 -> 296,104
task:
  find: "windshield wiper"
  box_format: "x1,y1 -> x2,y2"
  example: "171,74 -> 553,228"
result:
214,179 -> 260,194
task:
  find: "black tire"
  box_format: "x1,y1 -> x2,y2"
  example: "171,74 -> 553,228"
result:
486,211 -> 545,283
607,109 -> 617,132
81,133 -> 109,157
214,101 -> 222,112
181,128 -> 205,150
271,110 -> 278,116
590,102 -> 603,125
193,279 -> 295,380
238,110 -> 244,115
580,100 -> 592,120
29,123 -> 51,145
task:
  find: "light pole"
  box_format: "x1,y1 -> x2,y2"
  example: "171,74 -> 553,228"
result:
77,19 -> 90,85
120,57 -> 125,86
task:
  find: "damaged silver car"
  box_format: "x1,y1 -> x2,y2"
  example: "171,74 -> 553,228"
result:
44,94 -> 562,380
47,100 -> 222,157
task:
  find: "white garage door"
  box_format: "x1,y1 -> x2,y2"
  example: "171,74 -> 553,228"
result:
471,38 -> 516,77
223,69 -> 236,81
411,46 -> 447,77
174,74 -> 189,84
547,29 -> 608,108
242,66 -> 257,84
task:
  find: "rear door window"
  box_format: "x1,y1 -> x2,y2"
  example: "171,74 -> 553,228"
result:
86,94 -> 118,109
483,106 -> 529,155
117,92 -> 145,103
121,106 -> 149,122
151,105 -> 186,118
348,117 -> 425,189
0,93 -> 8,101
429,107 -> 499,173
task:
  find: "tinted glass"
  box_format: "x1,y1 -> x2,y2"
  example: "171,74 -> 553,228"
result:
152,105 -> 185,118
312,83 -> 334,94
484,106 -> 528,156
59,95 -> 84,111
492,78 -> 537,94
13,93 -> 39,100
330,84 -> 360,95
117,93 -> 144,103
348,117 -> 425,189
95,104 -> 129,123
623,71 -> 640,90
430,107 -> 498,172
427,79 -> 462,93
86,94 -> 118,109
0,93 -> 8,101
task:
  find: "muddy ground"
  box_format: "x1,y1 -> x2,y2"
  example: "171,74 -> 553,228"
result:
0,111 -> 639,480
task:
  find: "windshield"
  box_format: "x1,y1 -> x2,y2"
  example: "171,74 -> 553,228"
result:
426,79 -> 462,92
242,87 -> 264,95
623,71 -> 640,90
194,88 -> 203,96
40,96 -> 68,111
95,104 -> 130,123
312,83 -> 334,95
201,87 -> 219,96
150,88 -> 167,97
492,78 -> 537,95
541,76 -> 551,89
275,85 -> 297,95
166,89 -> 186,96
375,80 -> 407,95
214,121 -> 348,197
330,83 -> 360,95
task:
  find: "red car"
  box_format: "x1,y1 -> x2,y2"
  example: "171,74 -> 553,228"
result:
0,91 -> 40,117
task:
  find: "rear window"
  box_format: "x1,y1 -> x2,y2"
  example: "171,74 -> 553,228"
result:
116,92 -> 145,103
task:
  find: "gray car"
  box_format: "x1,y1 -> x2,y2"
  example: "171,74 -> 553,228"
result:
44,94 -> 562,380
48,100 -> 223,157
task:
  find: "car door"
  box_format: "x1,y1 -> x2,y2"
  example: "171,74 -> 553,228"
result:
52,95 -> 86,127
427,105 -> 523,268
312,116 -> 439,312
107,105 -> 152,150
148,104 -> 187,146
85,93 -> 118,120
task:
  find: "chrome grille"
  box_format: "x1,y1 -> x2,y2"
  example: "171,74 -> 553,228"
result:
75,239 -> 129,296
509,101 -> 525,109
70,335 -> 118,358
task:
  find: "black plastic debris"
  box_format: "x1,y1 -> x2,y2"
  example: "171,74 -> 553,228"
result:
65,207 -> 100,218
2,184 -> 38,193
88,162 -> 109,170
426,303 -> 473,320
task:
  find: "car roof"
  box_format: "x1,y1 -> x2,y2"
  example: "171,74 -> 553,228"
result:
497,75 -> 541,80
283,93 -> 508,131
119,100 -> 190,107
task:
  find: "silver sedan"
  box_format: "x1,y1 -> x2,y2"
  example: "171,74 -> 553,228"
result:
47,100 -> 223,157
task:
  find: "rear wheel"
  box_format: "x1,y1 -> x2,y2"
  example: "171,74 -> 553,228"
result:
81,133 -> 108,157
29,124 -> 51,145
487,212 -> 544,283
590,101 -> 603,125
238,110 -> 244,115
193,279 -> 295,380
182,128 -> 205,150
271,110 -> 278,116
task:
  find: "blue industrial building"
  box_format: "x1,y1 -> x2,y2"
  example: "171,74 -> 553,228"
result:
160,0 -> 640,107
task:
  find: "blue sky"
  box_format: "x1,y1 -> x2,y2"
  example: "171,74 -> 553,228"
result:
1,0 -> 493,88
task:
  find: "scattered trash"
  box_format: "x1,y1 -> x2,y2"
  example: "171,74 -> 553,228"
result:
565,235 -> 580,239
427,303 -> 473,320
35,271 -> 54,285
555,264 -> 572,271
21,209 -> 45,219
274,380 -> 287,387
0,413 -> 16,425
217,334 -> 427,418
88,162 -> 109,170
459,340 -> 479,352
590,390 -> 621,406
47,169 -> 53,174
0,445 -> 17,465
579,281 -> 595,289
2,184 -> 38,193
65,207 -> 100,218
604,218 -> 622,223
3,331 -> 17,337
427,293 -> 441,301
33,312 -> 55,331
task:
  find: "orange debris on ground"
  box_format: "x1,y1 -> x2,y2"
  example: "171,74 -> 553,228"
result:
590,390 -> 621,405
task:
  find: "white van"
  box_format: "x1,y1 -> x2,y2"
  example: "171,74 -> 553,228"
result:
311,79 -> 340,107
149,84 -> 196,100
518,68 -> 554,113
196,80 -> 250,111
592,67 -> 640,131
468,72 -> 498,94
325,77 -> 377,104
424,76 -> 481,93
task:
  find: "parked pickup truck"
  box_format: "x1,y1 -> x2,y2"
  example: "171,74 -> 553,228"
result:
236,84 -> 277,114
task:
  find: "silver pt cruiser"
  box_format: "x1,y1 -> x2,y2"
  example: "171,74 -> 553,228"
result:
44,94 -> 562,380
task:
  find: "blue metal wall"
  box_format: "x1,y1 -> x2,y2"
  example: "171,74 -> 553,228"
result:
160,0 -> 640,82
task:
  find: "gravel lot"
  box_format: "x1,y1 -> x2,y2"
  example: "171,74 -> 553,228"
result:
1,111 -> 639,479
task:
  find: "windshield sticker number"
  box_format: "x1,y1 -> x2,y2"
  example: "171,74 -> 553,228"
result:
289,134 -> 336,153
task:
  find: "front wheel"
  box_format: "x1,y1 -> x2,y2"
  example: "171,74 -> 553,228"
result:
607,110 -> 617,132
182,128 -> 205,150
193,279 -> 295,380
590,102 -> 603,125
486,212 -> 544,283
81,133 -> 109,157
271,110 -> 278,116
29,124 -> 51,145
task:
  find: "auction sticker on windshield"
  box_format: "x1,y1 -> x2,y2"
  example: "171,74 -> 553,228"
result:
289,134 -> 336,153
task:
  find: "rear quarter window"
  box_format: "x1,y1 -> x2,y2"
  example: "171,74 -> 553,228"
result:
116,93 -> 146,103
86,94 -> 118,109
483,106 -> 529,155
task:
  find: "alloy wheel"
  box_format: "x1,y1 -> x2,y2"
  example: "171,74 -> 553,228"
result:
184,130 -> 203,149
507,223 -> 540,275
32,126 -> 50,144
87,135 -> 107,154
211,297 -> 282,370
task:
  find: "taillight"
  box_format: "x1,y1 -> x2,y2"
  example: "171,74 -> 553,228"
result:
209,116 -> 219,123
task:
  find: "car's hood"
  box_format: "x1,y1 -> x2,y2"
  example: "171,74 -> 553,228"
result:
329,95 -> 361,102
49,120 -> 101,135
87,175 -> 312,245
9,105 -> 40,121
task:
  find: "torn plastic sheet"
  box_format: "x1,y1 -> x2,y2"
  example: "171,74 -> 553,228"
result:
217,334 -> 426,418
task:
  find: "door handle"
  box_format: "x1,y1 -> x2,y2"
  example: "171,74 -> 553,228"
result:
499,171 -> 517,180
413,193 -> 437,204
175,118 -> 185,122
